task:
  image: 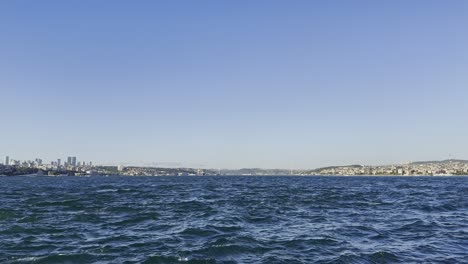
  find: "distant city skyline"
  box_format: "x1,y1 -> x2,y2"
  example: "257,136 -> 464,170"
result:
1,1 -> 468,169
1,154 -> 466,170
1,154 -> 92,167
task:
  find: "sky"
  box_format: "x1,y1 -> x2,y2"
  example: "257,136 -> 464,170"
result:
1,0 -> 468,169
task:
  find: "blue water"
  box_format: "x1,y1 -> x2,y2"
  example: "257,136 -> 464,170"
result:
0,176 -> 467,263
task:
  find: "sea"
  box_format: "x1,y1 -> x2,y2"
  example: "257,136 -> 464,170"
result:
0,176 -> 467,264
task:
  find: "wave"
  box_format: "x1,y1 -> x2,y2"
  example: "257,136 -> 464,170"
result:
0,176 -> 467,263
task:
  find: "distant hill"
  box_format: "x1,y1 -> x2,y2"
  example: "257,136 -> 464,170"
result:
410,159 -> 468,165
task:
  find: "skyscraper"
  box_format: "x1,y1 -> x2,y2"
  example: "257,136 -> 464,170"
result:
57,159 -> 61,167
4,156 -> 9,165
67,157 -> 72,165
71,157 -> 77,166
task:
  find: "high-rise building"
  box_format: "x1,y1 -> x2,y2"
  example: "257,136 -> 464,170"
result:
67,157 -> 72,165
57,159 -> 61,167
71,157 -> 77,166
4,156 -> 9,165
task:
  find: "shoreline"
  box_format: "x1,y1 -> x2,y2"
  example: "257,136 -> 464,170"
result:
1,174 -> 467,177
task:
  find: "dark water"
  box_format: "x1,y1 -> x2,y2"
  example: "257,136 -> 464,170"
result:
0,176 -> 467,264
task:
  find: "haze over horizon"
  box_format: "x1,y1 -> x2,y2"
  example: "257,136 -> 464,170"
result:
1,1 -> 468,169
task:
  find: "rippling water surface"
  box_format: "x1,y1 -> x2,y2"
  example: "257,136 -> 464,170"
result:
0,176 -> 467,263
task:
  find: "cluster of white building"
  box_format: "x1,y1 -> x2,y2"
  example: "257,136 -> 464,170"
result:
314,161 -> 468,176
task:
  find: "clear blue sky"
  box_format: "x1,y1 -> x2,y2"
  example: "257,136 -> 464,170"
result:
1,1 -> 468,168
